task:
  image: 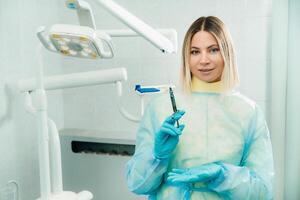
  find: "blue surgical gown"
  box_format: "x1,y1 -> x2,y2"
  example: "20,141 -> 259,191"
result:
126,91 -> 274,200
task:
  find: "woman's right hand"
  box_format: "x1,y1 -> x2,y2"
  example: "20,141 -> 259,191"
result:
153,110 -> 185,159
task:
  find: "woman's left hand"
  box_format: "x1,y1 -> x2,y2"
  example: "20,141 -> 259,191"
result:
167,162 -> 225,184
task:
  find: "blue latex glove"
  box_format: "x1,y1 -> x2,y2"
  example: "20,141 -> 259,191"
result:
153,110 -> 185,159
167,162 -> 225,186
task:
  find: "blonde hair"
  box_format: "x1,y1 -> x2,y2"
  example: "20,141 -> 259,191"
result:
181,16 -> 239,93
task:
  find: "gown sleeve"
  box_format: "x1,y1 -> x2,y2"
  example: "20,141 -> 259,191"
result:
125,100 -> 170,195
209,105 -> 274,200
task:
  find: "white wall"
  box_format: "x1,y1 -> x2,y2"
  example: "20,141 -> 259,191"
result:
0,0 -> 64,199
284,0 -> 300,199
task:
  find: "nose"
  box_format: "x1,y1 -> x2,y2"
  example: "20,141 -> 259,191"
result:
199,52 -> 210,65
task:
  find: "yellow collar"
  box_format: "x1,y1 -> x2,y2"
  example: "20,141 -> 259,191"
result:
191,77 -> 223,93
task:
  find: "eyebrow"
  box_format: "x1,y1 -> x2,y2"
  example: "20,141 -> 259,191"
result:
190,44 -> 219,49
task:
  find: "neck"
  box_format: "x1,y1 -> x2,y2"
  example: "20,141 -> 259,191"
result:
191,77 -> 224,93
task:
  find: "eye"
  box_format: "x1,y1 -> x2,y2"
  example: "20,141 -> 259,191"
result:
209,48 -> 219,54
190,50 -> 200,55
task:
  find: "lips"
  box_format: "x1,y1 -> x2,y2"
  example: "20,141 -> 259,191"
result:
199,68 -> 214,72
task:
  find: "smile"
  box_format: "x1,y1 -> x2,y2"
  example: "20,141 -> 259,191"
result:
199,68 -> 214,72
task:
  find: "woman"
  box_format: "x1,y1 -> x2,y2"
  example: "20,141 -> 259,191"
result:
125,16 -> 274,200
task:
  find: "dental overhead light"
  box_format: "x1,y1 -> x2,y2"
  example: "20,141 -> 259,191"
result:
37,0 -> 113,59
37,0 -> 177,59
37,25 -> 114,59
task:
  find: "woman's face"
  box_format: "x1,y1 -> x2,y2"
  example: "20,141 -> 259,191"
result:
189,31 -> 224,83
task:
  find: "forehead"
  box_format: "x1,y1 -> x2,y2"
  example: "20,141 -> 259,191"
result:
191,31 -> 218,48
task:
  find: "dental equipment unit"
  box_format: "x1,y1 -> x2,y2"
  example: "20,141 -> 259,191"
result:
8,0 -> 178,199
37,0 -> 177,58
15,41 -> 127,200
35,0 -> 177,122
65,0 -> 177,54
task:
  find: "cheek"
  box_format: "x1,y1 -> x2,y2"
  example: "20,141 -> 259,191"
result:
189,57 -> 198,71
216,65 -> 224,79
216,66 -> 224,77
189,66 -> 196,76
215,56 -> 224,72
189,56 -> 197,66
